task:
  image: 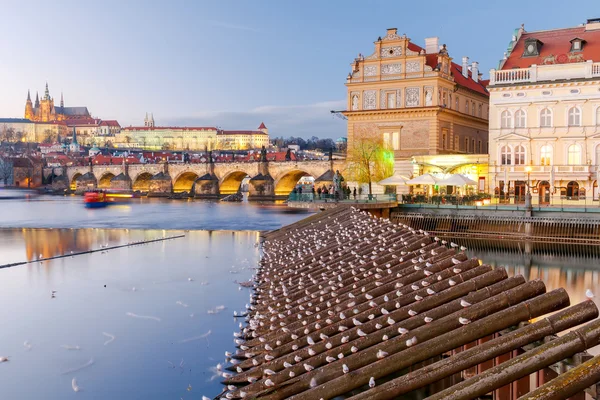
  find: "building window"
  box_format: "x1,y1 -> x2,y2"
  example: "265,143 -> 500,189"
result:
501,110 -> 512,128
464,137 -> 469,153
465,100 -> 469,114
568,107 -> 581,127
472,102 -> 475,116
568,144 -> 582,165
515,109 -> 526,128
383,132 -> 391,148
392,131 -> 399,150
441,131 -> 447,150
501,145 -> 511,165
567,181 -> 580,199
478,104 -> 482,118
455,96 -> 459,110
454,134 -> 459,150
387,93 -> 395,109
540,108 -> 552,127
514,145 -> 526,165
471,139 -> 475,154
478,140 -> 482,153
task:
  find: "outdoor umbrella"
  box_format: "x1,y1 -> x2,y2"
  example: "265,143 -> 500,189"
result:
378,174 -> 409,185
406,174 -> 439,185
436,174 -> 477,186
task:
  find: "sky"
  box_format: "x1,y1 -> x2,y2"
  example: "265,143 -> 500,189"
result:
0,0 -> 598,139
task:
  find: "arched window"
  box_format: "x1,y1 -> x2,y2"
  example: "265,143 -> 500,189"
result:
540,108 -> 552,127
465,100 -> 469,114
596,107 -> 600,126
501,110 -> 512,128
515,110 -> 526,128
478,104 -> 482,117
567,181 -> 579,199
540,145 -> 552,166
455,96 -> 459,110
568,144 -> 582,165
501,145 -> 511,165
568,107 -> 581,127
514,145 -> 526,165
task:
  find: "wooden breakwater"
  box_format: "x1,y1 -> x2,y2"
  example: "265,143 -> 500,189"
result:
392,211 -> 600,256
216,206 -> 600,399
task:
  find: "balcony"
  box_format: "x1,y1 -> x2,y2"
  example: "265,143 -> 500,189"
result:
489,61 -> 600,86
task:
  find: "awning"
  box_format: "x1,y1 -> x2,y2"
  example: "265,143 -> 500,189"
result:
436,174 -> 477,186
406,173 -> 439,185
378,174 -> 409,185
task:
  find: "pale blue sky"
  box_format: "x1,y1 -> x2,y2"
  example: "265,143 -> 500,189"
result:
0,0 -> 597,138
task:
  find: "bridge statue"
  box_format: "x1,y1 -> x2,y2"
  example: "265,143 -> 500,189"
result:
260,146 -> 267,162
328,148 -> 333,161
285,148 -> 292,161
333,169 -> 344,197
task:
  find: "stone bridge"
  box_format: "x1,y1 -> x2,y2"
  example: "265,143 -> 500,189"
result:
46,159 -> 345,200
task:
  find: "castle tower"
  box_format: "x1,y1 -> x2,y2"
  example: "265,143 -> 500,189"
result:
258,122 -> 268,135
24,90 -> 34,120
144,112 -> 149,127
149,113 -> 155,127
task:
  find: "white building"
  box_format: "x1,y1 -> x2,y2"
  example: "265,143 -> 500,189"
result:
488,19 -> 600,203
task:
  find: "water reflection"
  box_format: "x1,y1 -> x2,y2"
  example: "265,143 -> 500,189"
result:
0,228 -> 261,399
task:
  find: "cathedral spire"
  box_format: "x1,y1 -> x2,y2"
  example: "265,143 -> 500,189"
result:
44,82 -> 50,100
27,90 -> 31,102
35,91 -> 40,108
60,92 -> 64,108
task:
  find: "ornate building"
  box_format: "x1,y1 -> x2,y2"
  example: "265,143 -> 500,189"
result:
24,83 -> 91,122
116,115 -> 269,151
488,19 -> 600,203
343,28 -> 490,192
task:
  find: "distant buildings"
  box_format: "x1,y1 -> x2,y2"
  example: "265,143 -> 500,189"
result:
488,18 -> 600,203
24,83 -> 90,122
115,114 -> 270,151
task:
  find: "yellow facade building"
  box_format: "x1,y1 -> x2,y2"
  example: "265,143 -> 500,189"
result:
488,19 -> 600,203
115,115 -> 270,151
342,28 -> 490,192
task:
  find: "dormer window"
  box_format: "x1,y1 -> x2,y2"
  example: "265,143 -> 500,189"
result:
523,38 -> 542,57
570,37 -> 586,52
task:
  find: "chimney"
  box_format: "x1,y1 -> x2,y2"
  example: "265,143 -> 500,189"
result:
471,61 -> 479,82
386,28 -> 398,37
586,18 -> 600,31
462,57 -> 469,78
425,37 -> 439,54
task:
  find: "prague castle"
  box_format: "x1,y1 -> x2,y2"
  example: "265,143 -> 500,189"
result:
24,83 -> 91,122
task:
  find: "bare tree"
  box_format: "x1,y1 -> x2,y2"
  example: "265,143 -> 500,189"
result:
0,157 -> 13,186
42,129 -> 58,144
346,126 -> 394,195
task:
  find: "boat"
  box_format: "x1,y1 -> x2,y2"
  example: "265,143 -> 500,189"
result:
84,191 -> 110,208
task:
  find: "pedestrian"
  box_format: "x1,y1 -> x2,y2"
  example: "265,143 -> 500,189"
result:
317,186 -> 322,199
353,187 -> 357,199
311,186 -> 315,200
298,186 -> 303,194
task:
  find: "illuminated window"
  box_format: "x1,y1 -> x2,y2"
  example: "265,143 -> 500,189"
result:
392,132 -> 399,150
501,110 -> 512,128
568,144 -> 582,165
540,108 -> 552,127
501,145 -> 511,165
465,137 -> 469,152
515,110 -> 526,128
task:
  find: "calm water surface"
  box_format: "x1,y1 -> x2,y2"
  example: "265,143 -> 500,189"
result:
2,196 -> 600,398
0,196 -> 310,399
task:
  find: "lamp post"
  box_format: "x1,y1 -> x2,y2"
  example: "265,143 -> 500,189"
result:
525,165 -> 532,210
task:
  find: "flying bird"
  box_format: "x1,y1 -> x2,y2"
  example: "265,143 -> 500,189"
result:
586,289 -> 595,299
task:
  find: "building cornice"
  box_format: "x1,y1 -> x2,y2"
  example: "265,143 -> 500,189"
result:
488,79 -> 600,91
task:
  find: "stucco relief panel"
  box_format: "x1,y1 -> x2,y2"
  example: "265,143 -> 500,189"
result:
405,87 -> 420,107
396,90 -> 402,108
406,61 -> 421,73
363,90 -> 376,110
380,46 -> 402,58
381,63 -> 402,75
364,65 -> 377,76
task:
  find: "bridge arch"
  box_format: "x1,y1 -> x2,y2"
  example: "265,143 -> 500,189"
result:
173,171 -> 199,193
70,173 -> 82,191
274,169 -> 313,197
132,172 -> 154,192
220,171 -> 250,195
98,172 -> 115,189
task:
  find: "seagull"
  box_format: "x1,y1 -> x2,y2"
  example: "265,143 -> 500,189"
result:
357,329 -> 367,337
343,364 -> 349,374
310,377 -> 317,388
460,299 -> 472,308
406,336 -> 418,347
453,268 -> 462,273
369,377 -> 376,388
326,356 -> 336,363
459,317 -> 471,325
451,258 -> 461,265
586,289 -> 595,299
71,378 -> 81,392
424,316 -> 433,323
0,356 -> 9,362
304,363 -> 314,372
449,279 -> 457,286
408,309 -> 418,316
426,288 -> 436,295
265,379 -> 275,387
376,350 -> 388,359
352,318 -> 363,326
414,295 -> 423,301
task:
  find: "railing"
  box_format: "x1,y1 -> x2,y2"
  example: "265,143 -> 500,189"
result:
287,193 -> 397,204
490,62 -> 600,85
399,194 -> 600,212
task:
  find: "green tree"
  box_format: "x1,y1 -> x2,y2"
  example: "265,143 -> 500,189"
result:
346,127 -> 393,195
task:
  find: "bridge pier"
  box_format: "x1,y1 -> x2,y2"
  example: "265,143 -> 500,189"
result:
195,174 -> 220,199
75,172 -> 97,194
148,163 -> 173,197
248,160 -> 276,201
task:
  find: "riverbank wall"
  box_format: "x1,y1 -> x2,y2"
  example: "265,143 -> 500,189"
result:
219,206 -> 600,400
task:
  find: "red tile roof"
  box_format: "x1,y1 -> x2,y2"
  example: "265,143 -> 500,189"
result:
258,122 -> 267,130
503,26 -> 600,69
99,120 -> 121,127
218,130 -> 268,136
65,118 -> 100,127
412,43 -> 489,97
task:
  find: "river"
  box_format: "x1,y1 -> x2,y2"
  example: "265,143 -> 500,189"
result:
0,196 -> 599,398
